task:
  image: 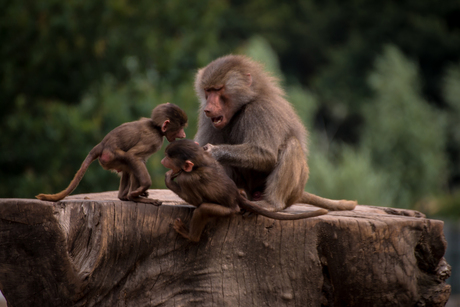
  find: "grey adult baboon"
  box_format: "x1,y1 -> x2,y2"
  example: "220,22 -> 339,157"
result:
194,55 -> 357,212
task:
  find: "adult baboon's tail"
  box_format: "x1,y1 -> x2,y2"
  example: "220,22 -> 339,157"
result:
36,144 -> 103,202
300,192 -> 357,211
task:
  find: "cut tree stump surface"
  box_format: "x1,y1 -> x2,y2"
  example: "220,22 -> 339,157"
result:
0,190 -> 451,306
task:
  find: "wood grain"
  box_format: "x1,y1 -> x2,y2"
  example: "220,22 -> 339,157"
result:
0,190 -> 451,306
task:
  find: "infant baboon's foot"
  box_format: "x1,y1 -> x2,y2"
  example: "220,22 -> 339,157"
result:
140,191 -> 149,197
173,218 -> 190,238
129,196 -> 162,206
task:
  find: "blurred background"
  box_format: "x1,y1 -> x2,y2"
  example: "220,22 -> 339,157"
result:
1,0 -> 459,305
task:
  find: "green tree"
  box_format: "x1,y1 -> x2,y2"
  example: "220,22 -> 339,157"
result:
428,62 -> 460,217
0,0 -> 228,198
1,0 -> 459,206
443,63 -> 460,188
362,45 -> 447,208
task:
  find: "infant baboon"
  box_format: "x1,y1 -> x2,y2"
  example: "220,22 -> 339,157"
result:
36,103 -> 188,204
162,139 -> 327,242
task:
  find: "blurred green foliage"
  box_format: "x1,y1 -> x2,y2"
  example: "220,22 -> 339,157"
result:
1,0 -> 460,216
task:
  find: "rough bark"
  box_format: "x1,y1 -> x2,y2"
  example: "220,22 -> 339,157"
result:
0,190 -> 451,307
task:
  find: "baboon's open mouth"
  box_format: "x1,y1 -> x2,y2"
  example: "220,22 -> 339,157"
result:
211,116 -> 223,125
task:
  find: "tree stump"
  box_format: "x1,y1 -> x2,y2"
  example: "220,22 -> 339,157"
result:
0,190 -> 451,306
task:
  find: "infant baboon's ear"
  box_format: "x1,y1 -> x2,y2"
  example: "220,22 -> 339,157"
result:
183,160 -> 194,172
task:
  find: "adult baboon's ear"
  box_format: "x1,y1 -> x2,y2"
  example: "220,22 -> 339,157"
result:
246,73 -> 252,86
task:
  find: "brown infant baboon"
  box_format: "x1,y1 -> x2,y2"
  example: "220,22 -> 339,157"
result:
162,139 -> 327,242
36,103 -> 188,204
194,55 -> 357,212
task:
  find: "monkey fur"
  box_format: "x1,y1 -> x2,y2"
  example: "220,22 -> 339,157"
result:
36,103 -> 188,204
162,139 -> 327,242
194,55 -> 357,212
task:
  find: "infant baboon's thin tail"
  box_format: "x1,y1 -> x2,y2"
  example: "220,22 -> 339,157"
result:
239,198 -> 328,220
36,144 -> 103,202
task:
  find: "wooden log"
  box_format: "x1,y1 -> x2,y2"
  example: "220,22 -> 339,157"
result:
0,190 -> 451,306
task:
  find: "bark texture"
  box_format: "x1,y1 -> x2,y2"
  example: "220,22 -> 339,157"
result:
0,190 -> 451,306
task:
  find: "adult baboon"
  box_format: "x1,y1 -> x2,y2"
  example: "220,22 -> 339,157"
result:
194,55 -> 356,212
